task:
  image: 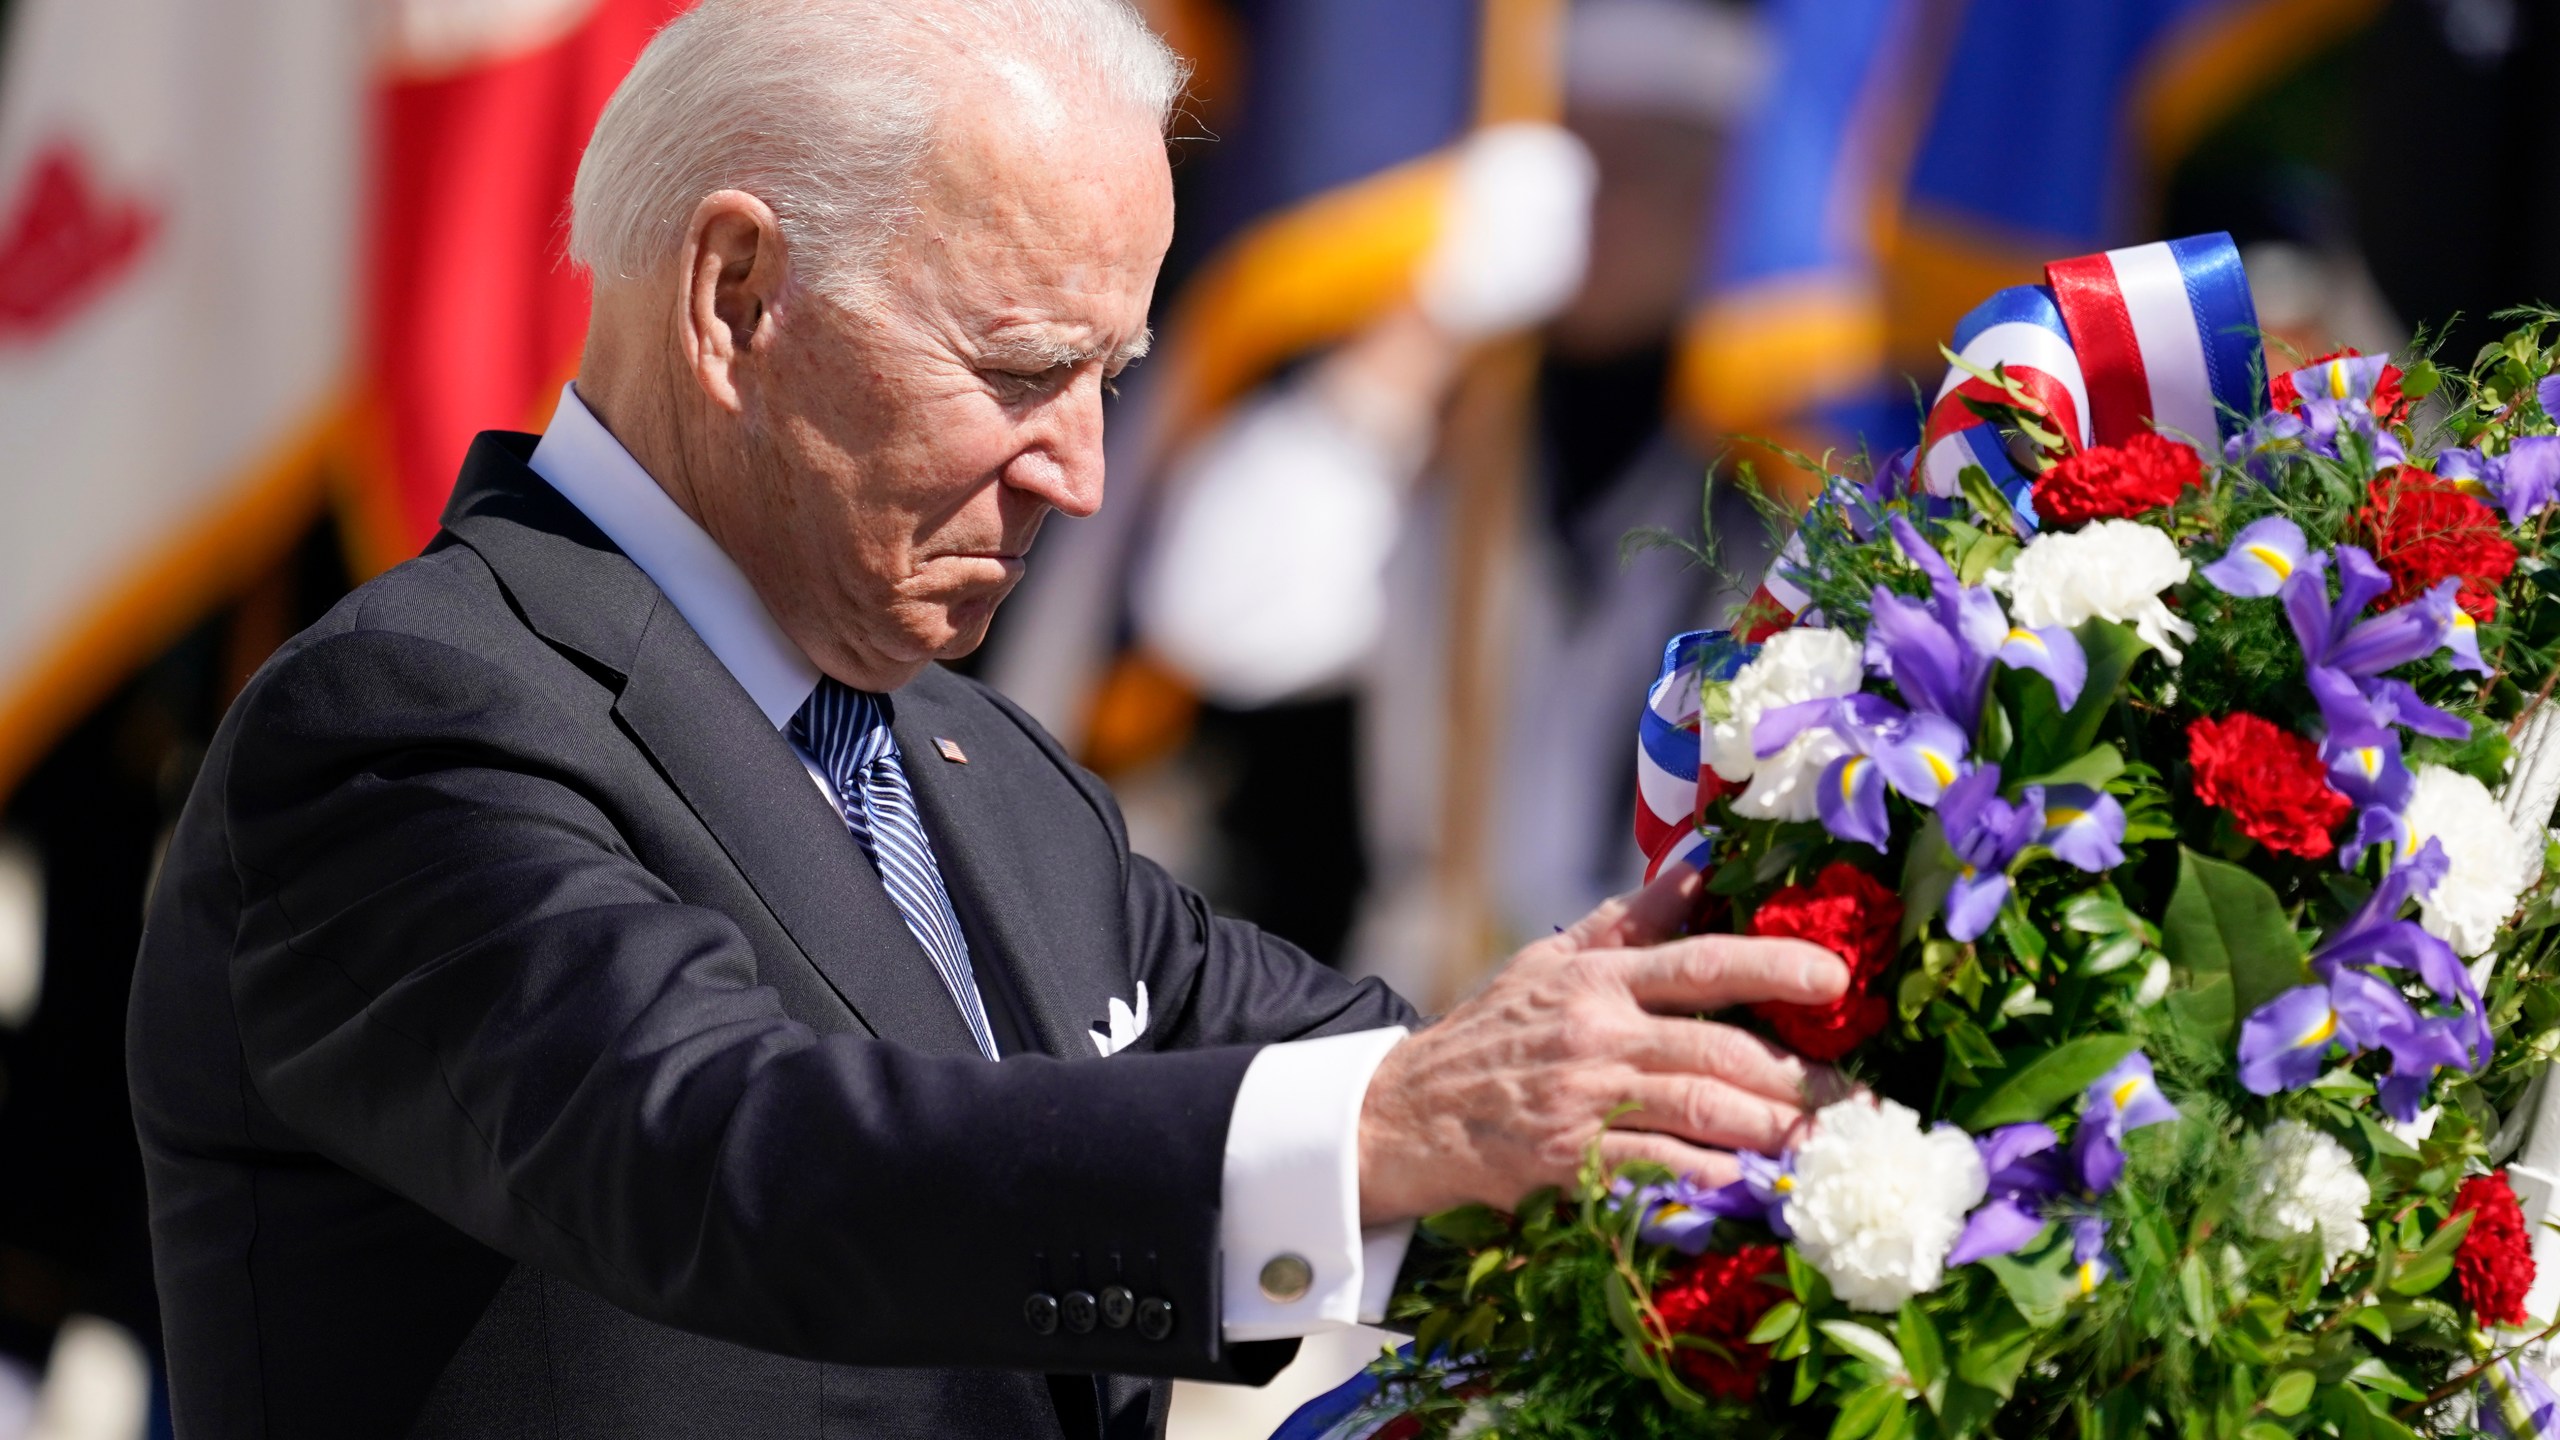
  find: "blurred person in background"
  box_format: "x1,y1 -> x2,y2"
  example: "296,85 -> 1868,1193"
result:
992,0 -> 1776,1006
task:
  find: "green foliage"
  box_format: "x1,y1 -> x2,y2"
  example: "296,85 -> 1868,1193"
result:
1363,316 -> 2560,1440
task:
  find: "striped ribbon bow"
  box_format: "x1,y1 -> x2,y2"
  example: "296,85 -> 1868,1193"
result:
1637,232 -> 2267,884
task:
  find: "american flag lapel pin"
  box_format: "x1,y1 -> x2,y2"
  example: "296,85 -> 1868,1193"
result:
933,736 -> 968,764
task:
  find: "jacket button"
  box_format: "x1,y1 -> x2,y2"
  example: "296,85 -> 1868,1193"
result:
1135,1297 -> 1174,1342
1099,1285 -> 1135,1329
1024,1293 -> 1059,1335
1062,1290 -> 1098,1334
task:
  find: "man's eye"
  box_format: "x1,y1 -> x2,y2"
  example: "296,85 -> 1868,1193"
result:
989,368 -> 1068,398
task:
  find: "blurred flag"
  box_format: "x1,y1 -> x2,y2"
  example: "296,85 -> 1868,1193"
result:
1676,0 -> 2382,472
0,0 -> 367,797
0,0 -> 686,797
342,0 -> 693,572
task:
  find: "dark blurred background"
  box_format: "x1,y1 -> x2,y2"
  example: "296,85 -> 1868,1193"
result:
0,0 -> 2551,1433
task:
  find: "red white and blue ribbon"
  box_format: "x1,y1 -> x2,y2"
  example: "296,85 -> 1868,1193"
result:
1918,232 -> 2260,499
1649,232 -> 2265,877
1636,629 -> 1752,883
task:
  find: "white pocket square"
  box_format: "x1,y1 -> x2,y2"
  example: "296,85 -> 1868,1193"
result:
1090,982 -> 1149,1057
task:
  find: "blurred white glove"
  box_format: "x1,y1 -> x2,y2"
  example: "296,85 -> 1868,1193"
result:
1134,380 -> 1410,708
1413,122 -> 1598,341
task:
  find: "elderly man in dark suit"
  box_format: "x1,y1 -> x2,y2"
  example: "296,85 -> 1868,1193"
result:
125,1 -> 1846,1435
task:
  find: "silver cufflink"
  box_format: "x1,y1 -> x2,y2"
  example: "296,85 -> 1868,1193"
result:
1258,1253 -> 1313,1303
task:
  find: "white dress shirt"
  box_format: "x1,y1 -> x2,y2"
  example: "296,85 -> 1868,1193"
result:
527,384 -> 1412,1340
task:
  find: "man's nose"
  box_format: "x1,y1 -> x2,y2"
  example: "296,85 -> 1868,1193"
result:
1004,371 -> 1107,518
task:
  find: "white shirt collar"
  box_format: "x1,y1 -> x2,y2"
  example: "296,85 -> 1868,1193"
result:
527,384 -> 822,730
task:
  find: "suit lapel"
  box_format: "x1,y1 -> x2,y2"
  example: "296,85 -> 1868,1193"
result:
890,675 -> 1127,1061
442,436 -> 983,1059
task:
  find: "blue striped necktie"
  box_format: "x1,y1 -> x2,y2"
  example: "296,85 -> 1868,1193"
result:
790,681 -> 1000,1059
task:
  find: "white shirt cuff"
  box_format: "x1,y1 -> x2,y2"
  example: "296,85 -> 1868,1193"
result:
1219,1027 -> 1410,1341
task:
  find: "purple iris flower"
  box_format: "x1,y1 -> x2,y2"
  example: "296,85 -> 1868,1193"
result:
2068,1052 -> 2181,1195
1946,1122 -> 2066,1266
2322,720 -> 2415,814
2069,1214 -> 2114,1293
2480,1358 -> 2560,1440
2285,547 -> 2469,677
2240,840 -> 2496,1115
1756,694 -> 1961,851
1627,1175 -> 1727,1255
2236,978 -> 2413,1096
1691,1149 -> 1795,1239
1866,516 -> 2085,735
2200,515 -> 2312,599
2311,840 -> 2468,1000
2038,784 -> 2126,873
2225,409 -> 2311,484
2495,436 -> 2560,525
1938,764 -> 2044,941
2299,396 -> 2409,467
2543,374 -> 2560,424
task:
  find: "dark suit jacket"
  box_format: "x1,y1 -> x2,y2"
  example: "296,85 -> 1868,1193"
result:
127,434 -> 1418,1439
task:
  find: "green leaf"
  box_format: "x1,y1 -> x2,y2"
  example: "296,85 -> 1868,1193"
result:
1462,1246 -> 1505,1298
1873,1393 -> 1912,1440
1957,463 -> 2021,537
1789,1244 -> 1833,1310
2241,1423 -> 2294,1440
2013,743 -> 2127,795
2407,1208 -> 2476,1271
1822,1319 -> 1909,1375
2402,359 -> 2442,400
2386,1254 -> 2454,1296
1748,1299 -> 1803,1346
2179,1252 -> 2217,1339
2015,620 -> 2144,775
2264,1370 -> 2317,1416
1602,1269 -> 1645,1344
2346,1359 -> 2425,1403
1832,1383 -> 1900,1440
2158,847 -> 2308,1044
1896,1299 -> 1946,1405
1954,1033 -> 2142,1129
1952,1300 -> 2037,1399
1900,817 -> 1960,946
1982,1239 -> 2077,1327
2350,1307 -> 2392,1343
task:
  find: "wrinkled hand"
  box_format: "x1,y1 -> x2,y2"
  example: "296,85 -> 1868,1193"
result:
1357,864 -> 1848,1225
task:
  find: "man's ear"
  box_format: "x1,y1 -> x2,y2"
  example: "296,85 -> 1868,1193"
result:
679,189 -> 788,414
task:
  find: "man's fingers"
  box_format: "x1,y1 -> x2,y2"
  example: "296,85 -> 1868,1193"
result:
1594,1130 -> 1743,1189
1623,1016 -> 1811,1105
1621,934 -> 1849,1012
1612,1074 -> 1803,1156
1559,863 -> 1702,952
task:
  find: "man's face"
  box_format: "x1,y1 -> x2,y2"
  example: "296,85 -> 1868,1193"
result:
707,81 -> 1173,691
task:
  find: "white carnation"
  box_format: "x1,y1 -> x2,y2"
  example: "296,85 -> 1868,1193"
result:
2238,1119 -> 2371,1267
1705,627 -> 1863,822
2403,765 -> 2535,958
1782,1095 -> 1988,1312
1999,519 -> 2197,661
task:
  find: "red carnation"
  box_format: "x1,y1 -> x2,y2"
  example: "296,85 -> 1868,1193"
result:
2030,431 -> 2206,528
1652,1243 -> 1788,1400
1747,862 -> 1900,1061
2187,713 -> 2354,859
2270,347 -> 2410,425
2452,1172 -> 2537,1327
2359,467 -> 2516,622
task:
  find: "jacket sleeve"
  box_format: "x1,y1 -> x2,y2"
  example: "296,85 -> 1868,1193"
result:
220,627 -> 1292,1382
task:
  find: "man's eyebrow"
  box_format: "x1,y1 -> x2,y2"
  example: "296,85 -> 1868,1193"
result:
974,327 -> 1154,369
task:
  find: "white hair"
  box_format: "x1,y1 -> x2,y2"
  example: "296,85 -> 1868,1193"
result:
568,0 -> 1185,300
